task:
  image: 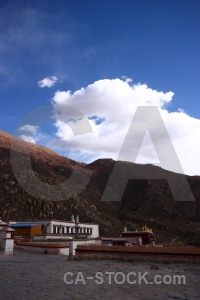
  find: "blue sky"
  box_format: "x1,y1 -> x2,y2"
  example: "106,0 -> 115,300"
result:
1,0 -> 200,175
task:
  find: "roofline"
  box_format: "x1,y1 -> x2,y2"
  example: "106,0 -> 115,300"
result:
10,224 -> 41,227
0,227 -> 15,232
9,219 -> 98,225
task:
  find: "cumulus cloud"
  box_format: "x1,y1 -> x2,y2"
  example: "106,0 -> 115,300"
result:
49,77 -> 200,175
19,124 -> 39,144
38,76 -> 58,88
19,134 -> 37,144
19,124 -> 38,134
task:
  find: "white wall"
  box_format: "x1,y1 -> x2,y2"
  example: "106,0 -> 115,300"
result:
0,232 -> 14,255
69,240 -> 97,256
9,220 -> 100,238
15,244 -> 69,255
33,235 -> 73,241
46,221 -> 99,238
4,239 -> 14,255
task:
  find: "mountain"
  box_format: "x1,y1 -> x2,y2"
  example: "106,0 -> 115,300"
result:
0,130 -> 200,246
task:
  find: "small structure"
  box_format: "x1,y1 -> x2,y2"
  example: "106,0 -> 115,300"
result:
121,230 -> 155,245
0,219 -> 8,229
99,236 -> 142,246
0,219 -> 15,255
99,226 -> 155,247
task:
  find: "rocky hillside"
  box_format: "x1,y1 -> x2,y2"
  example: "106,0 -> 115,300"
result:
0,130 -> 200,246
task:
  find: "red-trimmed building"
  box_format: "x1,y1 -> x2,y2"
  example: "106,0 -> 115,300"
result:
121,230 -> 155,245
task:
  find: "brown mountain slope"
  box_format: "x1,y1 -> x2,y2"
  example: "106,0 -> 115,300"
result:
0,130 -> 200,246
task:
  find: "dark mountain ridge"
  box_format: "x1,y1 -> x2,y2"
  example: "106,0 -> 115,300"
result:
0,130 -> 200,246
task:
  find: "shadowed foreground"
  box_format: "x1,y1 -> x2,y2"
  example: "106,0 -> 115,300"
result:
0,249 -> 200,300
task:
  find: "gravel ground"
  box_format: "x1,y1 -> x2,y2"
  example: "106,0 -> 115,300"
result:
0,249 -> 200,300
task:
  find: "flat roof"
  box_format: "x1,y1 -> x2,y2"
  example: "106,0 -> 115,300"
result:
10,223 -> 41,228
9,219 -> 98,225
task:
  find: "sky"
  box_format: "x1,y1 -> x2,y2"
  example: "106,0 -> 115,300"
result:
0,0 -> 200,175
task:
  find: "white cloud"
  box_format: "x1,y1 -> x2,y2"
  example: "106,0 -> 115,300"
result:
121,75 -> 132,83
19,124 -> 39,144
19,134 -> 37,144
19,124 -> 38,134
38,76 -> 59,88
49,77 -> 200,175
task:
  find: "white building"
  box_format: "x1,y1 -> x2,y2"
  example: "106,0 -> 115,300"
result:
9,215 -> 99,239
0,219 -> 15,255
9,215 -> 100,257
